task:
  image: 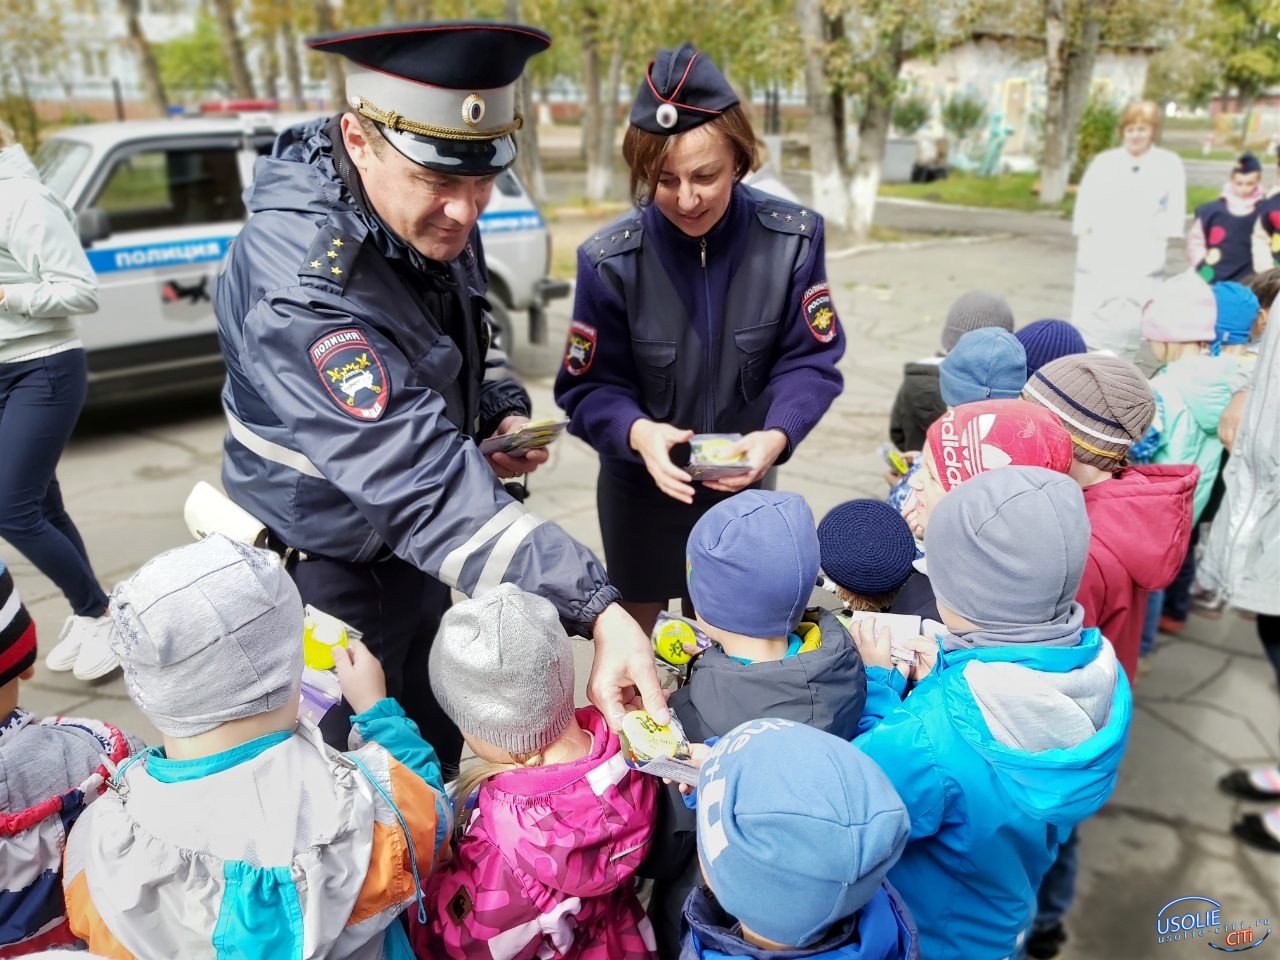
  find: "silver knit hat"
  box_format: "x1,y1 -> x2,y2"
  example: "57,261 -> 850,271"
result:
429,584 -> 576,756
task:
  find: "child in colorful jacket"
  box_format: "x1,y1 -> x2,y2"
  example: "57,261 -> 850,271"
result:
854,468 -> 1132,960
1187,152 -> 1265,284
0,562 -> 139,957
416,584 -> 657,960
63,535 -> 451,960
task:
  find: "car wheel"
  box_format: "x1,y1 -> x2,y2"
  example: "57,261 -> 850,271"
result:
487,297 -> 516,356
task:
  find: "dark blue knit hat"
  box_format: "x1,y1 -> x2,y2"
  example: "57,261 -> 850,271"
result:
1015,319 -> 1087,375
817,500 -> 916,596
1235,153 -> 1262,175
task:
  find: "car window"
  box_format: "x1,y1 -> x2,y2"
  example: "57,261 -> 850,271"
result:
495,170 -> 522,198
90,146 -> 246,232
34,139 -> 91,201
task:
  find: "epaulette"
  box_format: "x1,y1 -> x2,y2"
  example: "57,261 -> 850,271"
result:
582,216 -> 643,267
299,214 -> 367,292
754,194 -> 817,236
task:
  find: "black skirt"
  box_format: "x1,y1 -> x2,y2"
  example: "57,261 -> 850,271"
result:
597,466 -> 763,603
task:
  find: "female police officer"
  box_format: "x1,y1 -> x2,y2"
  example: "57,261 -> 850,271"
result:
555,44 -> 844,632
214,22 -> 666,772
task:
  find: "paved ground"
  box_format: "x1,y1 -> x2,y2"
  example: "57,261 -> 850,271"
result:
5,195 -> 1277,956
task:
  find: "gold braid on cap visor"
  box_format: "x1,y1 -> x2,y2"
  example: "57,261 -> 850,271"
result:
354,97 -> 523,141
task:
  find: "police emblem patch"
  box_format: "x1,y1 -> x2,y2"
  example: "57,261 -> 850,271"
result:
564,320 -> 598,376
309,328 -> 389,421
803,283 -> 838,344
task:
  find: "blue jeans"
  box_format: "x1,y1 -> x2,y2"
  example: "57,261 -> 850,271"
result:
1035,829 -> 1080,930
0,351 -> 108,616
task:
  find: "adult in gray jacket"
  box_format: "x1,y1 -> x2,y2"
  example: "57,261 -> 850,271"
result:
0,122 -> 113,681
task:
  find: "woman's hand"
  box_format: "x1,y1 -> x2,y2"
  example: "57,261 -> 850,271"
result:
630,419 -> 696,503
588,603 -> 671,730
702,430 -> 789,494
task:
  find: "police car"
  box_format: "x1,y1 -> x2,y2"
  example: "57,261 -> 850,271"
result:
34,110 -> 567,403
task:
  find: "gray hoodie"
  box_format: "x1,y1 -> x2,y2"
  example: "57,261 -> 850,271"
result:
0,144 -> 98,361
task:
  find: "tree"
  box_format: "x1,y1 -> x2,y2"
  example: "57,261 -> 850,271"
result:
941,91 -> 986,152
1040,0 -> 1070,204
506,0 -> 546,202
797,0 -> 849,227
1198,0 -> 1280,144
120,0 -> 169,117
0,0 -> 74,143
210,0 -> 255,99
155,14 -> 231,102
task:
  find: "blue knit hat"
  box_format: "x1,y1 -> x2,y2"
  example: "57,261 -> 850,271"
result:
687,491 -> 819,637
1212,282 -> 1259,354
1015,319 -> 1087,375
817,500 -> 916,596
939,327 -> 1028,406
697,718 -> 910,948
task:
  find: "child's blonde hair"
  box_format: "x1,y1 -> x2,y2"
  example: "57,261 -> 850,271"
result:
835,585 -> 901,613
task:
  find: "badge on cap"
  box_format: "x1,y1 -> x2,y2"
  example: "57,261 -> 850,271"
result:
655,103 -> 678,129
310,328 -> 389,421
462,93 -> 486,127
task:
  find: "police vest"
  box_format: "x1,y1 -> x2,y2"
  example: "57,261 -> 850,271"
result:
1195,198 -> 1257,283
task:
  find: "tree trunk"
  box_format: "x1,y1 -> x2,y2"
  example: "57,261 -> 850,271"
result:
849,27 -> 905,243
402,0 -> 433,18
505,0 -> 545,203
281,18 -> 305,111
581,8 -> 607,204
212,0 -> 255,99
590,38 -> 626,204
1039,0 -> 1070,205
1064,9 -> 1103,177
314,0 -> 345,111
119,0 -> 168,117
259,31 -> 280,103
796,0 -> 849,229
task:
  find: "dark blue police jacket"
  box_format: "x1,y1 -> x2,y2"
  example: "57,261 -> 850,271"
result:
215,117 -> 618,634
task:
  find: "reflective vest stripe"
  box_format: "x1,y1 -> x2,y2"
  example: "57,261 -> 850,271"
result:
437,501 -> 525,589
224,407 -> 325,479
474,512 -> 547,595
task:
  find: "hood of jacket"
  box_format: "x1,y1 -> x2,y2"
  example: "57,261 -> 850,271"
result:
680,883 -> 918,960
476,706 -> 657,899
1084,465 -> 1197,591
671,609 -> 867,742
938,628 -> 1132,825
0,144 -> 38,183
1154,354 -> 1241,433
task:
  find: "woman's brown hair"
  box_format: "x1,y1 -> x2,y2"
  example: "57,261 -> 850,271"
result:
621,104 -> 760,206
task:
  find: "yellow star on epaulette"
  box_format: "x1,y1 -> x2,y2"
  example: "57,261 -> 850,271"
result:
327,249 -> 338,259
332,238 -> 343,247
310,259 -> 322,269
331,266 -> 343,276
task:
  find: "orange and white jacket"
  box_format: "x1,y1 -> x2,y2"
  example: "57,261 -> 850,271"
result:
63,699 -> 450,960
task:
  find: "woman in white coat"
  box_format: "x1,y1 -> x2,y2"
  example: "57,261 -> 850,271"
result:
1071,101 -> 1187,358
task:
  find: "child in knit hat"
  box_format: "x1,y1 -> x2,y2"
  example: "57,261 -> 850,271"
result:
63,535 -> 451,959
818,499 -> 917,615
1019,353 -> 1195,958
888,290 -> 1015,452
417,583 -> 657,960
938,327 -> 1027,407
1188,152 -> 1265,284
684,718 -> 917,959
1015,318 -> 1088,376
890,399 -> 1074,621
855,467 -> 1132,960
649,490 -> 868,957
0,560 -> 140,955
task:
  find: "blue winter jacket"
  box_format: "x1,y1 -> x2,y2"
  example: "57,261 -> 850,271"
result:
680,883 -> 919,960
854,628 -> 1132,960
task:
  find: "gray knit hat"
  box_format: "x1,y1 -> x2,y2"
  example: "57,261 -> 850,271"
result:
109,534 -> 304,738
1021,354 -> 1155,470
941,290 -> 1016,352
429,583 -> 576,756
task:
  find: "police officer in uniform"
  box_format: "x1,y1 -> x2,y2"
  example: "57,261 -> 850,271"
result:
214,22 -> 665,771
554,44 -> 845,636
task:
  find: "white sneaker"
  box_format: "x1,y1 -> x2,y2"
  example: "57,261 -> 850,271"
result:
45,615 -> 90,672
71,616 -> 120,681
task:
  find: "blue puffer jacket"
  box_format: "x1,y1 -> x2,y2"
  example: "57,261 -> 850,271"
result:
855,628 -> 1132,960
680,883 -> 919,960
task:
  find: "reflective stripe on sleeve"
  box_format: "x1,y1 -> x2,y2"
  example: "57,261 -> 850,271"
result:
224,407 -> 325,479
474,511 -> 547,595
437,501 -> 526,588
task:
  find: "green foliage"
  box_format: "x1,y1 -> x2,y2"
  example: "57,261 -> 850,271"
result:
941,92 -> 986,146
891,91 -> 930,134
1071,90 -> 1120,183
155,13 -> 230,100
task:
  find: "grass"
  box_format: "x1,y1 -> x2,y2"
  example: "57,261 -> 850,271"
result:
879,171 -> 1224,218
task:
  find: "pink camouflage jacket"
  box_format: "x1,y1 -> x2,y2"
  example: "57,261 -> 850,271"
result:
414,706 -> 658,960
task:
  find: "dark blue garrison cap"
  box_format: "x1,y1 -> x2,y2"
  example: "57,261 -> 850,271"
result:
630,42 -> 739,135
307,21 -> 550,175
1235,152 -> 1261,175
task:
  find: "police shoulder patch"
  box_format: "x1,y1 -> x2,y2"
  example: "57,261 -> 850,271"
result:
755,196 -> 816,236
309,328 -> 389,421
564,320 -> 597,376
803,283 -> 838,344
299,216 -> 365,292
583,218 -> 642,267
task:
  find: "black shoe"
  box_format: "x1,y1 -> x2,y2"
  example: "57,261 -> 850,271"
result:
1232,814 -> 1280,854
1027,923 -> 1067,959
1218,769 -> 1280,802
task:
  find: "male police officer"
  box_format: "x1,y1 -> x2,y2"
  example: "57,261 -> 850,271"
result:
214,22 -> 665,769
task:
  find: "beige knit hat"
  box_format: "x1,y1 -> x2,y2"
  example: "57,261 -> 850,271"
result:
1021,354 -> 1155,470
